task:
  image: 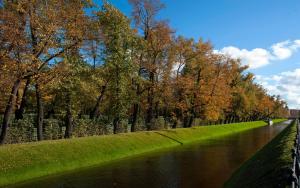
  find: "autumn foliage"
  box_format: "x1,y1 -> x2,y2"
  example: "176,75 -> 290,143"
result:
0,0 -> 289,144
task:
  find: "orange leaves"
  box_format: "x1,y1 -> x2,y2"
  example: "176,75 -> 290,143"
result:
0,0 -> 289,127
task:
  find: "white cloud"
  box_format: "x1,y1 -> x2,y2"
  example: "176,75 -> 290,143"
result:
255,69 -> 300,109
271,41 -> 293,60
217,40 -> 300,69
291,40 -> 300,50
219,47 -> 271,69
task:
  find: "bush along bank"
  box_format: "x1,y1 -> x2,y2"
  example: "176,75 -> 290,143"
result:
225,120 -> 296,188
0,119 -> 287,187
0,113 -> 287,144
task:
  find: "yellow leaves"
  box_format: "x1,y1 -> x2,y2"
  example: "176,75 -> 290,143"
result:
43,95 -> 54,103
0,0 -> 288,124
205,108 -> 220,121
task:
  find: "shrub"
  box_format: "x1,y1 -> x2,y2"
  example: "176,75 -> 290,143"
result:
73,118 -> 111,137
112,119 -> 130,134
151,116 -> 165,130
44,119 -> 63,140
5,118 -> 36,144
193,118 -> 202,126
135,117 -> 147,131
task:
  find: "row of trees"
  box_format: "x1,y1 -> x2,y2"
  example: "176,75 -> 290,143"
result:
0,0 -> 289,144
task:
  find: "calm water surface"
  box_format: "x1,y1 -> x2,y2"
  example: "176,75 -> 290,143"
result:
11,121 -> 291,188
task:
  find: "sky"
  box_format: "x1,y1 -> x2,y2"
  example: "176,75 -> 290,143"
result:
96,0 -> 300,109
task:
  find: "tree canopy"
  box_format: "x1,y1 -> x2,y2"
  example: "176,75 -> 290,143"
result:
0,0 -> 289,144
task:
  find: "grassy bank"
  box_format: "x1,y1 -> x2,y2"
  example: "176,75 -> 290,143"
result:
0,119 -> 286,187
225,120 -> 295,188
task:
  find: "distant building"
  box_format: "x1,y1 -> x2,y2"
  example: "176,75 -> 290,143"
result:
289,109 -> 300,118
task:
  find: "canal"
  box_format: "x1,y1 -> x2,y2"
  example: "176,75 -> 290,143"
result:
11,121 -> 291,188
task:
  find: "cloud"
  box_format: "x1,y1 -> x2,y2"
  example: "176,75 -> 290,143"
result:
218,47 -> 271,69
271,41 -> 293,60
217,40 -> 300,69
255,69 -> 300,109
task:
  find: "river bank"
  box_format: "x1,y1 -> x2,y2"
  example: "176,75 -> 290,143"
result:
225,119 -> 295,187
0,119 -> 286,187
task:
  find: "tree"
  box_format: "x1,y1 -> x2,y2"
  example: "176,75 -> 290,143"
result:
0,0 -> 289,145
97,3 -> 138,133
129,0 -> 170,130
0,0 -> 91,144
129,0 -> 165,40
179,39 -> 215,127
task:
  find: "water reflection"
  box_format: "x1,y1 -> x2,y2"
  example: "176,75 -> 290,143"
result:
12,121 -> 290,188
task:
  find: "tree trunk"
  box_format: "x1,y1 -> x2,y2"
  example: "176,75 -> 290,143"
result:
188,93 -> 197,128
113,117 -> 119,134
172,120 -> 177,129
154,101 -> 159,118
15,90 -> 20,113
35,84 -> 44,141
90,85 -> 106,119
131,103 -> 139,132
15,78 -> 30,120
131,68 -> 143,132
0,79 -> 21,144
146,95 -> 153,130
183,113 -> 189,128
146,72 -> 154,130
188,113 -> 194,127
64,93 -> 73,139
113,65 -> 121,134
188,68 -> 201,128
93,54 -> 96,69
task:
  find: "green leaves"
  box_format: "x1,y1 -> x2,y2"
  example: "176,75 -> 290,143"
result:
96,3 -> 138,120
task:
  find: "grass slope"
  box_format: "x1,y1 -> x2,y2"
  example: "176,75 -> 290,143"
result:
225,120 -> 295,188
0,119 -> 286,187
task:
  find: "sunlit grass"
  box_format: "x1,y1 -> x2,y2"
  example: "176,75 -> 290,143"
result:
0,119 -> 287,187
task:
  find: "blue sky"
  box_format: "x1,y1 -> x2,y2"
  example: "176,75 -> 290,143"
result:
96,0 -> 300,108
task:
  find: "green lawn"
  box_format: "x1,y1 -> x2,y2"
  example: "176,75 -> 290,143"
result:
0,119 -> 287,187
225,119 -> 295,188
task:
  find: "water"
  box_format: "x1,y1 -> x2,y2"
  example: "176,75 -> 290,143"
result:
11,121 -> 291,188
